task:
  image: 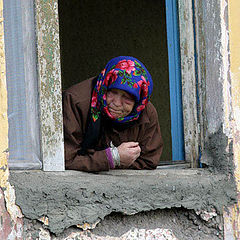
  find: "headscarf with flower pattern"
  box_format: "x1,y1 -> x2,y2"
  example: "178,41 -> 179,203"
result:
78,56 -> 153,155
91,56 -> 153,123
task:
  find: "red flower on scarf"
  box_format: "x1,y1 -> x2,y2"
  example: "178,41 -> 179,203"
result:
116,60 -> 136,74
91,91 -> 98,108
141,76 -> 149,85
133,83 -> 138,88
104,69 -> 118,86
140,76 -> 148,98
136,105 -> 145,112
142,98 -> 148,105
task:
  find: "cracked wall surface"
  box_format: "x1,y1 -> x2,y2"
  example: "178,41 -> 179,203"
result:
1,0 -> 240,239
10,169 -> 236,238
22,208 -> 223,240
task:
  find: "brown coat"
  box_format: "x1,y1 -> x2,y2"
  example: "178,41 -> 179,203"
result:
63,77 -> 163,172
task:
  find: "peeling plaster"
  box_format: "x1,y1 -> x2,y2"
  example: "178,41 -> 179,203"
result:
178,0 -> 198,167
76,221 -> 100,231
39,216 -> 49,226
220,0 -> 233,139
224,0 -> 240,238
22,207 -> 224,239
64,228 -> 179,240
10,169 -> 236,235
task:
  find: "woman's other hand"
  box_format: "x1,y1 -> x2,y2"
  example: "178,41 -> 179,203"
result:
117,142 -> 141,168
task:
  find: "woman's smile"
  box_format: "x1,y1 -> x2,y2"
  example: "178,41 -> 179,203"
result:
108,107 -> 123,118
106,89 -> 135,119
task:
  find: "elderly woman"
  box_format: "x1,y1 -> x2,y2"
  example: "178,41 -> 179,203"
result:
63,56 -> 163,172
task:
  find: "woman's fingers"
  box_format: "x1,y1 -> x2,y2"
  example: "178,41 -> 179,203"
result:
117,142 -> 142,168
124,142 -> 139,148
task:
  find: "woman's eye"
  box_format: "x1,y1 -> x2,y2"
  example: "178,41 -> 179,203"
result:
109,90 -> 117,95
124,96 -> 134,103
107,91 -> 115,97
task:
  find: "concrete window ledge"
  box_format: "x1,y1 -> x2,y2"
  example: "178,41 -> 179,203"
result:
9,169 -> 236,235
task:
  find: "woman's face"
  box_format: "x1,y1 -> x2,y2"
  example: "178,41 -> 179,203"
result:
106,88 -> 135,119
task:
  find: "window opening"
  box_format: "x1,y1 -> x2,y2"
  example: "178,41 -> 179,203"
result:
58,0 -> 174,161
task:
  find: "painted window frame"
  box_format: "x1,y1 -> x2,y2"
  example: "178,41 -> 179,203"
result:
163,0 -> 200,166
35,0 -> 64,171
4,0 -> 199,171
177,0 -> 200,167
165,0 -> 185,161
4,0 -> 64,171
3,0 -> 42,170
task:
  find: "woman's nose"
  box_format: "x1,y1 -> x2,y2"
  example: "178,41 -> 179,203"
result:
113,95 -> 122,106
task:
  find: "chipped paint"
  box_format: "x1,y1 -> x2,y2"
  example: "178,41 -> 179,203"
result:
76,220 -> 100,231
221,0 -> 233,139
35,0 -> 64,171
224,0 -> 240,239
39,216 -> 49,226
196,209 -> 218,222
178,0 -> 199,167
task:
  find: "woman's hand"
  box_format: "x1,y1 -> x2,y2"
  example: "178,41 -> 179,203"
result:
117,142 -> 141,168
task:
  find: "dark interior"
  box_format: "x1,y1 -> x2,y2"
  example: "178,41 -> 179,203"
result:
58,0 -> 172,160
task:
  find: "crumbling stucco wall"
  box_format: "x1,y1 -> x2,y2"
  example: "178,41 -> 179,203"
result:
10,169 -> 236,239
22,208 -> 223,240
192,0 -> 234,176
222,0 -> 240,239
1,0 -> 240,239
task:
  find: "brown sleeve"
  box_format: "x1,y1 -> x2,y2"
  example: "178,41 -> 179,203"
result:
129,104 -> 163,170
63,91 -> 110,172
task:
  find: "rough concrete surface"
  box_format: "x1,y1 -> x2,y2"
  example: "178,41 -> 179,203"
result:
202,125 -> 235,176
9,169 -> 236,236
22,208 -> 223,240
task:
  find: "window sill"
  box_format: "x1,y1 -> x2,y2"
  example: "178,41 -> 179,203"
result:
9,169 -> 236,235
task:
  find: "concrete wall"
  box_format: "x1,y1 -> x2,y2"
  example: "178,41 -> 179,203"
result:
1,0 -> 240,239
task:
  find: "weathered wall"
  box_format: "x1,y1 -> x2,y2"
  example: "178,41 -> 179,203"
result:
194,0 -> 234,177
0,0 -> 23,238
223,0 -> 240,239
1,0 -> 240,239
10,170 -> 230,239
22,208 -> 223,240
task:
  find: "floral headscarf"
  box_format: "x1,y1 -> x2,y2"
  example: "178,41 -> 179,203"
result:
91,56 -> 153,123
